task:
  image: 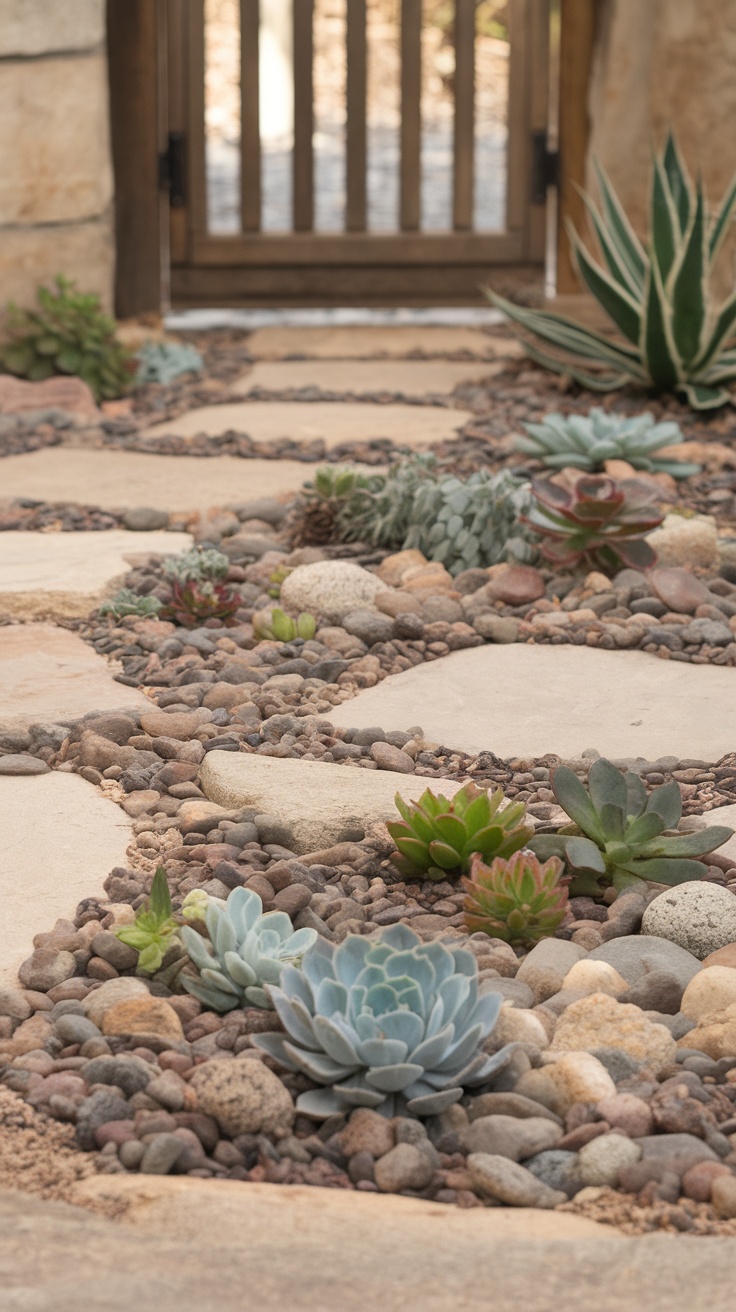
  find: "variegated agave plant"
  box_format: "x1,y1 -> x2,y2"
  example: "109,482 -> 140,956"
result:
252,924 -> 512,1118
490,135 -> 736,410
180,887 -> 317,1011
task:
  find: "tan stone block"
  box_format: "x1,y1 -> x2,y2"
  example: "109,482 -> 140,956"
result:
0,217 -> 114,315
0,53 -> 112,225
101,997 -> 185,1040
0,1 -> 105,56
245,325 -> 524,360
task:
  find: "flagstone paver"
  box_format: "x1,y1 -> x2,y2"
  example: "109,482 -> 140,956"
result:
330,645 -> 736,760
0,449 -> 327,513
0,625 -> 150,728
245,324 -> 523,359
234,359 -> 504,397
198,752 -> 466,853
140,400 -> 474,446
0,773 -> 132,985
0,529 -> 190,619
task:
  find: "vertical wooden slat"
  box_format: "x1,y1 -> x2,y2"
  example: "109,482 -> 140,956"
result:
346,0 -> 367,232
504,0 -> 527,237
400,0 -> 421,231
167,0 -> 188,263
557,0 -> 596,291
187,0 -> 208,240
240,0 -> 261,231
107,0 -> 163,315
453,0 -> 476,230
293,0 -> 315,232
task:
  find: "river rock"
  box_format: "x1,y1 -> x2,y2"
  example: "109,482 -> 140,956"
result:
681,967 -> 736,1021
280,561 -> 385,623
548,992 -> 676,1074
642,884 -> 736,960
189,1056 -> 295,1137
588,936 -> 702,989
515,940 -> 587,1004
466,1154 -> 567,1207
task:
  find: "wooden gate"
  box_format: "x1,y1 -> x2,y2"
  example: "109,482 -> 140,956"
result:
110,0 -> 554,310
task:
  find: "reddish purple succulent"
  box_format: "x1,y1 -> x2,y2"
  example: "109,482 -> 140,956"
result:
523,473 -> 664,573
161,578 -> 240,627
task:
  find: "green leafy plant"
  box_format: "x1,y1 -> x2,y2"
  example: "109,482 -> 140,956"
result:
252,607 -> 317,642
287,466 -> 379,547
267,564 -> 293,598
343,455 -> 437,550
462,851 -> 569,946
161,546 -> 240,625
523,473 -> 663,572
115,867 -> 181,973
162,547 -> 230,584
180,887 -> 318,1011
0,276 -> 135,401
135,340 -> 203,385
516,409 -> 701,479
529,758 -> 734,896
99,589 -> 163,620
387,782 -> 533,882
489,135 -> 736,409
252,923 -> 514,1118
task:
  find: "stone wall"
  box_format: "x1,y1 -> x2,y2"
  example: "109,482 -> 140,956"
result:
586,0 -> 736,288
0,0 -> 114,316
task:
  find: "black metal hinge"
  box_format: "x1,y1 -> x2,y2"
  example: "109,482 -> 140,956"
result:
159,132 -> 186,208
530,130 -> 559,205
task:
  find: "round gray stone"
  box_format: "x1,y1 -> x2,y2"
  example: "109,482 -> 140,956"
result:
641,884 -> 736,960
0,754 -> 50,775
466,1153 -> 567,1208
588,935 -> 702,989
525,1150 -> 582,1197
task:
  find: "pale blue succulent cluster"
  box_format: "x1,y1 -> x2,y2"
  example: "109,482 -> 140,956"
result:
252,924 -> 512,1118
181,888 -> 317,1011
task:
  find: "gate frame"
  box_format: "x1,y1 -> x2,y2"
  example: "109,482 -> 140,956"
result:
107,0 -> 595,314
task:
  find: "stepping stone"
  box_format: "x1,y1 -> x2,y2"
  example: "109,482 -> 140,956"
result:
0,1178 -> 629,1312
0,772 -> 132,985
199,751 -> 465,854
246,324 -> 524,359
330,646 -> 736,761
0,529 -> 189,620
0,625 -> 149,729
703,805 -> 736,864
141,401 -> 474,447
0,449 -> 323,513
234,359 -> 504,398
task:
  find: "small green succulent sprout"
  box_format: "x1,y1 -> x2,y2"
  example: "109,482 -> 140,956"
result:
114,867 -> 181,973
135,340 -> 203,385
99,589 -> 163,620
516,409 -> 701,479
268,564 -> 293,598
462,851 -> 570,946
181,889 -> 209,923
162,546 -> 230,584
180,887 -> 318,1011
528,758 -> 734,897
386,781 -> 534,882
252,923 -> 514,1119
252,607 -> 317,642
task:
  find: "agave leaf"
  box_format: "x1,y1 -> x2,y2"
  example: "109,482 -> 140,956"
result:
487,292 -> 645,368
709,169 -> 736,262
651,155 -> 679,284
679,382 -> 734,408
663,133 -> 691,236
569,224 -> 641,344
669,179 -> 707,365
519,340 -> 633,391
565,835 -> 607,874
645,780 -> 682,829
643,260 -> 680,391
693,289 -> 736,374
551,767 -> 607,842
578,187 -> 642,296
593,160 -> 648,290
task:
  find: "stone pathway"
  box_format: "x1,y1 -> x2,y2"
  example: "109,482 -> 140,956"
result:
329,644 -> 736,761
0,626 -> 150,726
0,450 -> 331,513
245,325 -> 522,359
0,773 -> 131,985
140,399 -> 474,445
235,359 -> 504,397
0,530 -> 189,619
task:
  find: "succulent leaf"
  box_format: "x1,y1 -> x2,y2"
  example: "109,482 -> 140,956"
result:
181,887 -> 317,1012
388,782 -> 531,881
253,926 -> 511,1117
462,851 -> 570,946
